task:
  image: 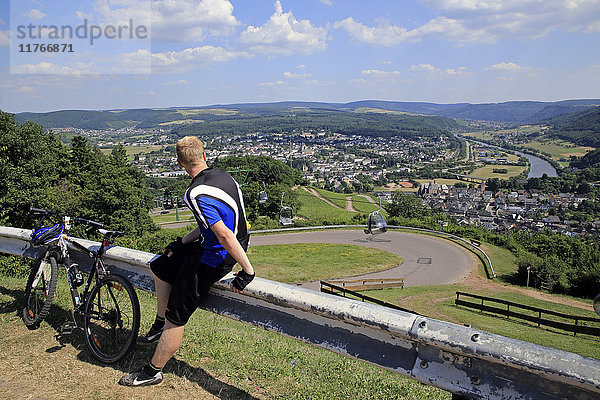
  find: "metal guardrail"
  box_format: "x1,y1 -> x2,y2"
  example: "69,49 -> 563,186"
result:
456,291 -> 600,337
1,226 -> 599,399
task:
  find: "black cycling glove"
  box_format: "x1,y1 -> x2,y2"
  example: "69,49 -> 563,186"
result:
164,237 -> 184,255
232,270 -> 255,291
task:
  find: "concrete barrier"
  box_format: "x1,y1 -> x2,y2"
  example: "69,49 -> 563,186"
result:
1,226 -> 599,399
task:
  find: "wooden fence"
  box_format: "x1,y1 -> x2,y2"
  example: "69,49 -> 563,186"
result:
323,277 -> 404,291
320,281 -> 416,314
455,291 -> 600,337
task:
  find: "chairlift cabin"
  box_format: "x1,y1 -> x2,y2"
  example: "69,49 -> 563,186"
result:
364,196 -> 387,235
259,191 -> 268,204
258,183 -> 268,204
279,193 -> 294,226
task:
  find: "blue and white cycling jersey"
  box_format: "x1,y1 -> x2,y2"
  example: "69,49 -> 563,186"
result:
184,167 -> 249,268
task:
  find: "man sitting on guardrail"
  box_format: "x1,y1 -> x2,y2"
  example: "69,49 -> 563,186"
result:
119,135 -> 254,387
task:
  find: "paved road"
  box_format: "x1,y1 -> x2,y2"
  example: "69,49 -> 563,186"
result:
250,230 -> 474,291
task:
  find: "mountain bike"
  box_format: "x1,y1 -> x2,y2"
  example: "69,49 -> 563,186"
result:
22,207 -> 140,363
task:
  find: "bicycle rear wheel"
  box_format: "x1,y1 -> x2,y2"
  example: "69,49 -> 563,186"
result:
84,274 -> 140,363
22,253 -> 59,329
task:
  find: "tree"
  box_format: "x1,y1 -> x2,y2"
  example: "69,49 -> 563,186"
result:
0,112 -> 70,226
0,111 -> 155,235
384,192 -> 428,219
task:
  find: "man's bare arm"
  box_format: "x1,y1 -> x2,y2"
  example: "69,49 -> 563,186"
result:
210,220 -> 254,292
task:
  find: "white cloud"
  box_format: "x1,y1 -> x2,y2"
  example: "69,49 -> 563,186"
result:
334,18 -> 415,46
283,71 -> 312,79
487,62 -> 525,72
145,46 -> 252,73
335,16 -> 491,45
76,11 -> 94,20
361,69 -> 402,79
337,1 -> 600,46
487,62 -> 544,77
23,9 -> 47,19
11,61 -> 97,76
320,0 -> 333,5
409,64 -> 469,77
151,0 -> 240,41
0,31 -> 10,47
239,1 -> 328,55
259,80 -> 287,87
165,79 -> 188,85
92,0 -> 239,42
18,86 -> 36,93
421,0 -> 600,39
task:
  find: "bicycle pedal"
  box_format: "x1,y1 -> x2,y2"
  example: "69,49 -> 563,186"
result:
59,321 -> 77,335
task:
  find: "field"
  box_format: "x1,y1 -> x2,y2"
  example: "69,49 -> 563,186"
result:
522,138 -> 594,166
177,108 -> 239,116
100,144 -> 164,158
469,164 -> 528,180
461,128 -> 596,168
293,187 -> 358,222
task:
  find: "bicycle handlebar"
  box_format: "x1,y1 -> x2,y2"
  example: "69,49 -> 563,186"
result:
30,206 -> 104,228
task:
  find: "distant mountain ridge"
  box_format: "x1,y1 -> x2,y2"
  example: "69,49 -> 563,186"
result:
12,99 -> 600,129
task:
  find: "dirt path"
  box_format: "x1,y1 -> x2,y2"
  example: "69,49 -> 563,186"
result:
345,196 -> 357,212
357,194 -> 376,204
302,187 -> 342,209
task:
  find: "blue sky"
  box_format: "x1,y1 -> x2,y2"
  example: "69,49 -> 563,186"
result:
1,0 -> 599,113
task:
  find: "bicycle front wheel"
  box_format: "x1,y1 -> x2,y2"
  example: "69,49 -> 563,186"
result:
22,253 -> 59,329
84,274 -> 140,363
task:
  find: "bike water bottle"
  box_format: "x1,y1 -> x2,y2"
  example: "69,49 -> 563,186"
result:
69,264 -> 84,287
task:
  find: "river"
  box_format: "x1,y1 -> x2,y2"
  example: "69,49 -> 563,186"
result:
463,137 -> 558,178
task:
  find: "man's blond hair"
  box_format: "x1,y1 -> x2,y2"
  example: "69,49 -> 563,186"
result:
176,136 -> 205,167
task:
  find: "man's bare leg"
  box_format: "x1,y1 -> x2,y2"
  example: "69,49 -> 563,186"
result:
154,275 -> 172,318
151,320 -> 185,368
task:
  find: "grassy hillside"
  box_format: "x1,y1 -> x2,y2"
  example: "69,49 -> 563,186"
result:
545,106 -> 600,148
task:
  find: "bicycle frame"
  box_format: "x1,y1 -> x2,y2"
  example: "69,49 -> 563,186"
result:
36,216 -> 112,314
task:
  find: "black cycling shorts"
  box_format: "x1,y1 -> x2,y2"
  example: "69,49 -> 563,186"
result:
149,242 -> 232,326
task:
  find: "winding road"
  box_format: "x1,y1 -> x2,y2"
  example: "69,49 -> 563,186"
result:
250,230 -> 474,291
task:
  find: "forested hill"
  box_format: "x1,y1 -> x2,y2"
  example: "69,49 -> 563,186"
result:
11,99 -> 600,129
545,106 -> 600,148
11,99 -> 600,128
14,106 -> 469,140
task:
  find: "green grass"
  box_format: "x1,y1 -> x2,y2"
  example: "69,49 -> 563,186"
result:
311,187 -> 349,209
368,284 -> 599,359
151,210 -> 195,224
3,231 -> 600,398
479,242 -> 517,281
517,138 -> 594,165
296,187 -> 388,218
351,194 -> 382,214
0,268 -> 447,399
248,243 -> 402,283
470,164 -> 527,180
293,187 -> 358,222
